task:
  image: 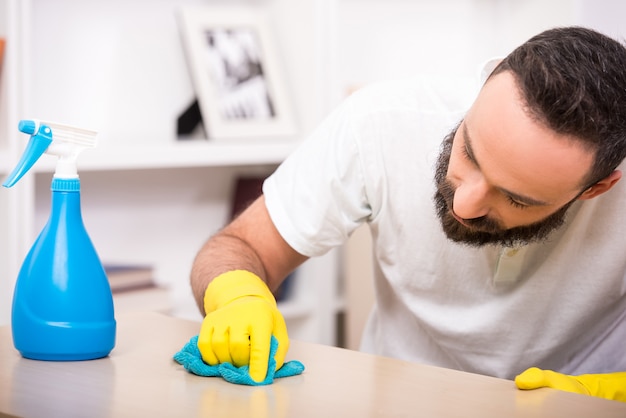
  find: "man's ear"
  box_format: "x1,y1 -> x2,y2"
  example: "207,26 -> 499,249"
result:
578,170 -> 622,200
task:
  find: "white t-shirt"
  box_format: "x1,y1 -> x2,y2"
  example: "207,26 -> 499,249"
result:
263,75 -> 626,379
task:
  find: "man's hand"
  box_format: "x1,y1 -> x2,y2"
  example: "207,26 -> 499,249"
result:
515,367 -> 626,402
197,270 -> 289,383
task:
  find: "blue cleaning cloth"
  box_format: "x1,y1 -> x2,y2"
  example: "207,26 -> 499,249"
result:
173,335 -> 305,386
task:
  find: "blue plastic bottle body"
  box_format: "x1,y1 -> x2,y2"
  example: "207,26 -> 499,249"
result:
11,178 -> 116,361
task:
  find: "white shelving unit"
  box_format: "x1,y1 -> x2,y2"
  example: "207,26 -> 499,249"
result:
0,0 -> 341,347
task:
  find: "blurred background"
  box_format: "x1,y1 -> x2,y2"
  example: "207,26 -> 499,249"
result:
0,0 -> 623,348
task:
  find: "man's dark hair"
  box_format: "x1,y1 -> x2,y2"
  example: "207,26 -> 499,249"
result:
489,26 -> 626,188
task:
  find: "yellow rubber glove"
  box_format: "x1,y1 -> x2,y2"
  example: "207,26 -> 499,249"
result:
197,270 -> 289,383
515,367 -> 626,402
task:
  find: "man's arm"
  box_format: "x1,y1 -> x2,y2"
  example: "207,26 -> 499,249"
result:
189,194 -> 309,382
190,194 -> 308,315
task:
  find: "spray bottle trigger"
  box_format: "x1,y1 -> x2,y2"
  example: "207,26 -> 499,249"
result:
2,121 -> 53,188
18,120 -> 38,135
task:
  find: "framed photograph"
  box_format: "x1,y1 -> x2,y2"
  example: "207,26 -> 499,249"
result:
177,7 -> 297,140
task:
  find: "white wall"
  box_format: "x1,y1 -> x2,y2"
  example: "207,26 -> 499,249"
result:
332,0 -> 626,103
576,0 -> 626,40
332,0 -> 582,99
27,0 -> 199,145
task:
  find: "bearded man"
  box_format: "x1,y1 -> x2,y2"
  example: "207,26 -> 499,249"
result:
190,27 -> 626,401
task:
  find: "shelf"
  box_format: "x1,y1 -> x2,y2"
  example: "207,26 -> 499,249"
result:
18,138 -> 302,173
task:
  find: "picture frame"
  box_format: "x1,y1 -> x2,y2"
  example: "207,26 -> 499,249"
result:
177,7 -> 297,141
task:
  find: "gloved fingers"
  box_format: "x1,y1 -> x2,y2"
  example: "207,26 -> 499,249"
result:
249,327 -> 273,383
515,367 -> 588,395
228,298 -> 274,370
515,367 -> 549,390
197,319 -> 219,366
228,330 -> 252,368
211,327 -> 235,365
198,313 -> 238,366
272,313 -> 290,371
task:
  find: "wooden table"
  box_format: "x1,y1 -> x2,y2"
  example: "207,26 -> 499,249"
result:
0,312 -> 624,417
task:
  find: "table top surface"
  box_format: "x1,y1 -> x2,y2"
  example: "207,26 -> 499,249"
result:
0,312 -> 624,418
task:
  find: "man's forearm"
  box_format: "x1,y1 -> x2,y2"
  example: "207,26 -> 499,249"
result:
190,195 -> 308,316
190,232 -> 267,315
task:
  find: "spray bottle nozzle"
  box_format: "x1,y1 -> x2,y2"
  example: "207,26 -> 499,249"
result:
2,120 -> 97,189
18,120 -> 38,136
3,121 -> 53,188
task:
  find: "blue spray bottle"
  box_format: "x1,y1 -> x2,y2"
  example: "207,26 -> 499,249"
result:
3,120 -> 116,360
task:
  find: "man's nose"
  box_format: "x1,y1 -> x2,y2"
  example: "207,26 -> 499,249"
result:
452,176 -> 490,220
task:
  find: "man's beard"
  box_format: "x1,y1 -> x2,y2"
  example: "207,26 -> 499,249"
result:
433,127 -> 575,247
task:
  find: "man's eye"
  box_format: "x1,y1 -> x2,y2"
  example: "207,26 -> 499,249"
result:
461,146 -> 475,164
506,196 -> 529,209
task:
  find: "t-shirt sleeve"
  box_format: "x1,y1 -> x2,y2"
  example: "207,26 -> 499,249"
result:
263,93 -> 373,257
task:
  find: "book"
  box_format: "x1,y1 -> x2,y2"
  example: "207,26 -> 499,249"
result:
0,38 -> 5,67
113,285 -> 171,314
230,176 -> 265,220
104,264 -> 155,293
0,38 -> 5,88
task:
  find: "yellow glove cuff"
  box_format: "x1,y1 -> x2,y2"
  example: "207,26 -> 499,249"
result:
576,372 -> 626,402
204,270 -> 276,313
